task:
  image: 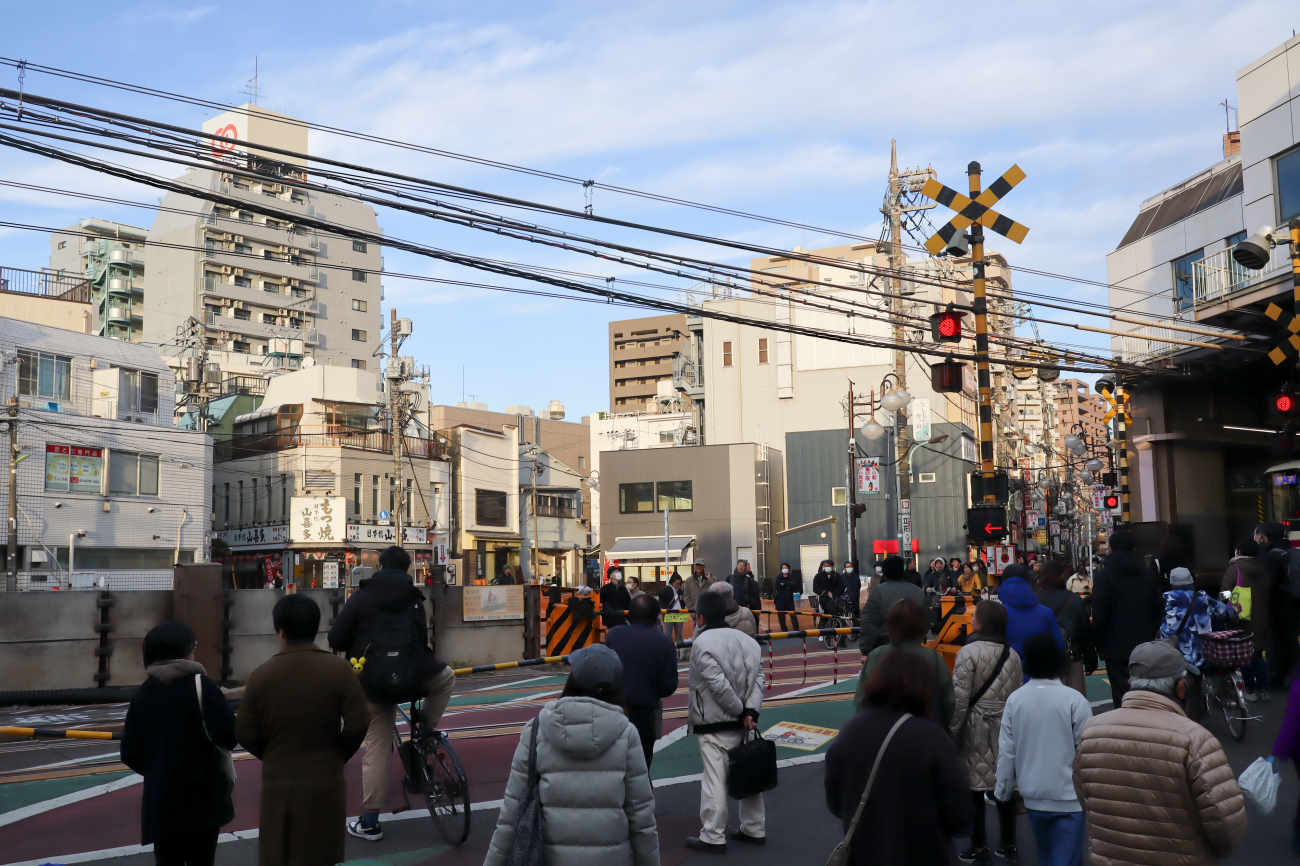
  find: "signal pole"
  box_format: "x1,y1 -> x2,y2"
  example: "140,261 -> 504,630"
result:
967,162 -> 997,503
885,143 -> 912,555
386,308 -> 424,543
846,380 -> 860,567
6,399 -> 17,591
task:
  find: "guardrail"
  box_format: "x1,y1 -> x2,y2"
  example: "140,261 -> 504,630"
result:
215,430 -> 448,462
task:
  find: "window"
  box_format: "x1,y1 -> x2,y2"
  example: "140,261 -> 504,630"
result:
351,359 -> 367,370
577,456 -> 585,470
292,287 -> 308,298
619,482 -> 656,514
388,476 -> 395,517
406,479 -> 413,522
262,313 -> 277,324
1225,229 -> 1247,248
233,276 -> 251,289
233,340 -> 251,353
352,329 -> 367,341
352,269 -> 367,282
109,450 -> 159,496
17,349 -> 71,401
352,473 -> 362,517
722,341 -> 733,367
659,430 -> 675,444
535,494 -> 576,518
475,489 -> 508,526
121,369 -> 158,416
280,474 -> 289,522
352,240 -> 368,253
223,483 -> 230,524
352,299 -> 367,312
236,480 -> 243,525
233,307 -> 251,320
657,480 -> 693,511
57,240 -> 67,250
371,475 -> 379,519
234,242 -> 252,254
263,281 -> 279,293
1172,249 -> 1205,311
758,338 -> 769,364
1279,145 -> 1300,224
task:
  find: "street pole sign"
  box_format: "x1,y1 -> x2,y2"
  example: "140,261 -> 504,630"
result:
922,163 -> 1030,504
856,458 -> 881,494
1092,484 -> 1107,509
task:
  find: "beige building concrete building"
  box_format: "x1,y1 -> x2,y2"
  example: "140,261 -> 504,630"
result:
144,105 -> 383,382
1054,378 -> 1108,461
428,402 -> 591,480
212,366 -> 448,588
448,422 -> 521,584
608,313 -> 690,411
48,219 -> 148,342
0,266 -> 93,334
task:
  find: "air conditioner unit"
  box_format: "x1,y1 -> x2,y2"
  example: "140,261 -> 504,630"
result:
234,268 -> 245,276
234,235 -> 244,243
288,279 -> 300,288
219,266 -> 233,275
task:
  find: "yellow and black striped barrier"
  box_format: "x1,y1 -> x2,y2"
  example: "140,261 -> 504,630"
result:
0,725 -> 119,741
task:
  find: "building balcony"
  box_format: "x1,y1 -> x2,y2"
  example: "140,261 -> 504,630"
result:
672,355 -> 705,397
202,249 -> 319,284
1192,242 -> 1292,327
208,313 -> 318,345
202,275 -> 318,314
0,265 -> 93,302
215,430 -> 448,463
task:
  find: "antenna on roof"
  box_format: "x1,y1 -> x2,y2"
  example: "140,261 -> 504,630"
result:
243,57 -> 261,105
1219,98 -> 1236,132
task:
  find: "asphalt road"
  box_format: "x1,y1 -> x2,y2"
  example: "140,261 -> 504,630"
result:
5,666 -> 1294,866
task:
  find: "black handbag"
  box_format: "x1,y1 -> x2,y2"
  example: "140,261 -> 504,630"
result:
727,729 -> 778,799
507,719 -> 547,866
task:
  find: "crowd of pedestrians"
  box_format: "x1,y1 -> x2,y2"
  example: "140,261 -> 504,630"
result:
117,532 -> 1300,865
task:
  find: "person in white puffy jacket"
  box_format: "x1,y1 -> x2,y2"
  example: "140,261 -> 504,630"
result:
686,589 -> 766,854
484,644 -> 659,866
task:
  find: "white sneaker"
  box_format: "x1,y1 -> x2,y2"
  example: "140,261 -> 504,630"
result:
1245,691 -> 1259,703
347,819 -> 383,842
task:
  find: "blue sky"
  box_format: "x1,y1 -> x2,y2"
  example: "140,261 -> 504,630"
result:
1,0 -> 1297,419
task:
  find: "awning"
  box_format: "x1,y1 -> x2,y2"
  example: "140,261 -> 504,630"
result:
606,535 -> 695,560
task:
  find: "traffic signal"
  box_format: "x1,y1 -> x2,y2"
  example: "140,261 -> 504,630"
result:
967,504 -> 1008,543
1103,491 -> 1121,515
1273,385 -> 1297,418
851,503 -> 866,518
930,359 -> 964,393
930,307 -> 964,343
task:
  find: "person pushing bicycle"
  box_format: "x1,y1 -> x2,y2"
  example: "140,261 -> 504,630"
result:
328,545 -> 455,842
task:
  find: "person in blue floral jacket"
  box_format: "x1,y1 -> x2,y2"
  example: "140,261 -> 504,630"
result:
1159,567 -> 1235,670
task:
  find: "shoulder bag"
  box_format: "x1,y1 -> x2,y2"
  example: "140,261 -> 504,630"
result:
193,674 -> 236,792
825,713 -> 912,866
955,644 -> 1010,749
727,728 -> 779,799
507,720 -> 547,866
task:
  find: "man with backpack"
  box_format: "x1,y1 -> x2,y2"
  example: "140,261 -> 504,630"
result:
1259,522 -> 1300,690
327,546 -> 455,842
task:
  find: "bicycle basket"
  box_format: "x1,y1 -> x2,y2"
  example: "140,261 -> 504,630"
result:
1202,630 -> 1254,669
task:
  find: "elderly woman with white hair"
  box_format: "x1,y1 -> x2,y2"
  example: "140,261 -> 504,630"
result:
708,580 -> 757,638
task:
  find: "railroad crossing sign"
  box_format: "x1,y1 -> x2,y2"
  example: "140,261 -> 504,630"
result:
1099,387 -> 1132,425
921,165 -> 1030,255
1262,300 -> 1300,366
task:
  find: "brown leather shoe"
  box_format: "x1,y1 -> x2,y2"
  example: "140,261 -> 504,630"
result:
685,836 -> 727,854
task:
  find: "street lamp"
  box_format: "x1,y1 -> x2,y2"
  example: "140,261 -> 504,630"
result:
861,419 -> 887,440
881,388 -> 911,412
1065,434 -> 1086,456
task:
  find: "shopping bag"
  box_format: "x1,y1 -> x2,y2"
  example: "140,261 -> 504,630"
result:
727,729 -> 778,800
508,720 -> 547,866
1238,757 -> 1279,815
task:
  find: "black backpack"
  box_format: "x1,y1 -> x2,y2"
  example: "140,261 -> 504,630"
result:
359,603 -> 424,704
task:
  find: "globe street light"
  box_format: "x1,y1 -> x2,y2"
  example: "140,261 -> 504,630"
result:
881,388 -> 911,412
861,419 -> 887,440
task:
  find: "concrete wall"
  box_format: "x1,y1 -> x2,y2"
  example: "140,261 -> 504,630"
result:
0,294 -> 92,333
429,584 -> 525,668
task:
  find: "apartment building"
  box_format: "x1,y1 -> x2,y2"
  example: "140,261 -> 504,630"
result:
48,219 -> 148,342
519,447 -> 588,585
212,365 -> 448,588
0,317 -> 210,589
449,423 -> 521,584
1054,378 -> 1108,460
143,105 -> 383,382
609,314 -> 690,411
1104,34 -> 1300,565
429,402 -> 590,478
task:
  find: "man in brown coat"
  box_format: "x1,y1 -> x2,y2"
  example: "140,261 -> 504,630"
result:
237,594 -> 370,866
1074,641 -> 1246,865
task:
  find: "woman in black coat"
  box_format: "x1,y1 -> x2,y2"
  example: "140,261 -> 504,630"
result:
121,622 -> 236,865
825,649 -> 972,865
774,562 -> 799,632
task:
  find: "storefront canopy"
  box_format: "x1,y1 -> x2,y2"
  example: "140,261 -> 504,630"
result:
606,535 -> 696,560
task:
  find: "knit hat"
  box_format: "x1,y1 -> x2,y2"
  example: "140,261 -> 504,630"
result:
567,644 -> 622,691
1168,567 -> 1194,588
143,622 -> 196,666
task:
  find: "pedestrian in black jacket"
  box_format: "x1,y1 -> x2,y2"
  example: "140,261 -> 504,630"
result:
1091,530 -> 1163,706
121,621 -> 235,866
728,560 -> 762,631
600,569 -> 632,628
774,562 -> 799,631
812,559 -> 842,614
605,594 -> 679,767
327,546 -> 454,840
841,561 -> 862,621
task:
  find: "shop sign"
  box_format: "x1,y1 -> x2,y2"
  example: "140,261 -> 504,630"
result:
345,524 -> 429,544
44,444 -> 102,493
433,544 -> 448,565
322,561 -> 339,589
290,496 -> 346,543
856,458 -> 881,494
219,525 -> 289,547
462,585 -> 524,621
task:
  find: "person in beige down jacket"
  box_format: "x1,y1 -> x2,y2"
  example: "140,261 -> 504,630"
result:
1074,640 -> 1246,866
950,600 -> 1024,864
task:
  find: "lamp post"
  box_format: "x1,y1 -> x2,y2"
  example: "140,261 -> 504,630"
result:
847,373 -> 911,567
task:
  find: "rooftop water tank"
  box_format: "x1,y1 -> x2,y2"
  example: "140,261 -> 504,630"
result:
546,400 -> 566,420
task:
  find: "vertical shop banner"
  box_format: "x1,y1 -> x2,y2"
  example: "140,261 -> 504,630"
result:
856,457 -> 881,494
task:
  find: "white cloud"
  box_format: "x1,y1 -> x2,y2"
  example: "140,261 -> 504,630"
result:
136,4 -> 215,27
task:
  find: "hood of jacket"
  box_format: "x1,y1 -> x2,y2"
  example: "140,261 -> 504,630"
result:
998,575 -> 1039,610
359,567 -> 423,612
146,658 -> 206,684
537,696 -> 627,760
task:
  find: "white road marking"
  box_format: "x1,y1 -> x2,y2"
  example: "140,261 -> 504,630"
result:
465,674 -> 555,693
0,773 -> 142,830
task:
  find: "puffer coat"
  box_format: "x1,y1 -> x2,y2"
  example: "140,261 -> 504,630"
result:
484,696 -> 659,866
949,637 -> 1022,791
1073,690 -> 1246,865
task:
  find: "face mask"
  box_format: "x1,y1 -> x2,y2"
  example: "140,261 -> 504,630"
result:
611,572 -> 621,582
823,566 -> 832,573
625,581 -> 635,590
845,566 -> 853,573
781,568 -> 789,575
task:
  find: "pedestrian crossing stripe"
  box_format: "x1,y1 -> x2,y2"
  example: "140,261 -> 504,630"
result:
922,164 -> 1030,255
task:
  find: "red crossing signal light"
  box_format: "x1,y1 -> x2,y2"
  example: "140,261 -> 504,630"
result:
930,307 -> 964,343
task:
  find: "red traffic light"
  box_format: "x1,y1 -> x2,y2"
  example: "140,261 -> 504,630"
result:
1277,393 -> 1296,414
1103,493 -> 1120,509
930,308 -> 964,343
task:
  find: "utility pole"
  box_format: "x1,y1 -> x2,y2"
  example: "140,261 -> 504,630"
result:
846,380 -> 860,567
390,308 -> 405,542
529,448 -> 540,582
6,399 -> 17,591
885,142 -> 912,558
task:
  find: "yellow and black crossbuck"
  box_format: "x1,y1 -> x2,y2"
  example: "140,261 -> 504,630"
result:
921,164 -> 1030,255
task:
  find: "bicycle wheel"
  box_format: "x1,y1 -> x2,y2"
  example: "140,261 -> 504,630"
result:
419,733 -> 472,846
1222,672 -> 1248,742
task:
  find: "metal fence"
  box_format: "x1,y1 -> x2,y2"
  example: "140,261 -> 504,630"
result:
215,429 -> 449,462
0,266 -> 93,302
15,569 -> 175,591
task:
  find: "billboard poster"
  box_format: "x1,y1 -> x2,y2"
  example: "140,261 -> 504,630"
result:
44,444 -> 102,493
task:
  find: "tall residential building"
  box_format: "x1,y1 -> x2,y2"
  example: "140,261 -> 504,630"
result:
608,314 -> 690,411
144,105 -> 383,381
1054,379 -> 1108,460
48,219 -> 148,342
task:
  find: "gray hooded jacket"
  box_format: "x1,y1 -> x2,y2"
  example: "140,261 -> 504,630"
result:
484,696 -> 659,866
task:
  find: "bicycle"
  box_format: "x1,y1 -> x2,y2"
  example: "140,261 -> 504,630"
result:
1197,629 -> 1257,743
821,594 -> 856,650
393,698 -> 471,846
